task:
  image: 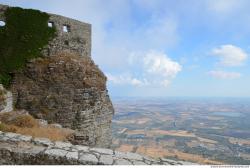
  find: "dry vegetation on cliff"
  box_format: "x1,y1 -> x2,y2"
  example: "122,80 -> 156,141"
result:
34,52 -> 107,90
0,111 -> 74,141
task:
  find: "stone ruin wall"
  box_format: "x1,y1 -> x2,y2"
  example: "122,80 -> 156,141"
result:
0,4 -> 7,20
0,131 -> 196,165
43,13 -> 91,58
0,4 -> 91,58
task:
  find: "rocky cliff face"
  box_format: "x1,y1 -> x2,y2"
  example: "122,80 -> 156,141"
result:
0,85 -> 13,113
10,52 -> 114,148
0,86 -> 5,112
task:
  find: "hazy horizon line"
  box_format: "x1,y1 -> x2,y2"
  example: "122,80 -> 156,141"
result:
111,96 -> 250,99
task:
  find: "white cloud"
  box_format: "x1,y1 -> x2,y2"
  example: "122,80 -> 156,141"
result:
107,50 -> 182,88
206,0 -> 241,14
211,44 -> 248,67
161,79 -> 171,87
208,70 -> 242,79
106,73 -> 148,87
143,50 -> 182,78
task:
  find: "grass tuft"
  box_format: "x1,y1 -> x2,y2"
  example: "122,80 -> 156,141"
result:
11,115 -> 38,128
0,111 -> 74,141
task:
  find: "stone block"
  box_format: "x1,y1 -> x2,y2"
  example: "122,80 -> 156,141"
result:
90,147 -> 113,155
72,145 -> 89,152
54,141 -> 72,149
17,135 -> 32,142
33,138 -> 53,146
15,146 -> 45,155
132,161 -> 148,165
50,123 -> 62,129
114,159 -> 132,165
0,136 -> 10,141
66,151 -> 78,160
114,151 -> 143,161
4,132 -> 20,139
99,154 -> 113,165
44,148 -> 68,157
79,153 -> 98,163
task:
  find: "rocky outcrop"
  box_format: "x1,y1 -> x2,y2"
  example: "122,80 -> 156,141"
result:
0,84 -> 13,113
0,85 -> 5,112
0,131 -> 197,165
11,53 -> 114,148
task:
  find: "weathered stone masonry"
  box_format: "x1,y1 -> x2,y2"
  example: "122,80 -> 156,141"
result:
43,13 -> 91,58
11,53 -> 114,148
0,131 -> 197,165
0,4 -> 91,58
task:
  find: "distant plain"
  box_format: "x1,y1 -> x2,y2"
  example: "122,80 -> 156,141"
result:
112,98 -> 250,164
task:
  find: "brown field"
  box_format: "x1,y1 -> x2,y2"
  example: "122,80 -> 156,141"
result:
126,129 -> 196,138
113,120 -> 136,124
114,117 -> 151,125
186,140 -> 216,149
117,144 -> 135,152
197,137 -> 218,144
148,130 -> 196,138
136,145 -> 223,165
136,145 -> 168,158
158,139 -> 176,147
240,153 -> 250,160
229,137 -> 250,146
186,140 -> 200,148
152,112 -> 175,121
126,129 -> 145,135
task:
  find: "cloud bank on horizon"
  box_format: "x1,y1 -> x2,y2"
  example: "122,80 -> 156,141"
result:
0,0 -> 250,97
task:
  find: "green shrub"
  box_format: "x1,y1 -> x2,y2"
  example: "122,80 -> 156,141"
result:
0,7 -> 56,87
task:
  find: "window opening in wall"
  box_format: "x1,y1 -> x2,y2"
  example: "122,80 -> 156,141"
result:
64,40 -> 69,46
63,25 -> 70,32
0,21 -> 6,27
48,21 -> 54,28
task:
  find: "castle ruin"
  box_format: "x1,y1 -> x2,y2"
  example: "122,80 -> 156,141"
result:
0,4 -> 114,148
0,4 -> 91,58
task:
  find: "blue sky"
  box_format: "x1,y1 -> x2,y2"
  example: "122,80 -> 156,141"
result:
1,0 -> 250,97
